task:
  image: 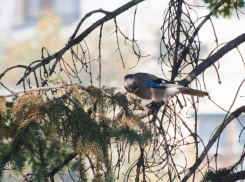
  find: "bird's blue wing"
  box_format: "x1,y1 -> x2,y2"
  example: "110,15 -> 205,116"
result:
144,78 -> 177,88
144,81 -> 160,88
144,81 -> 167,88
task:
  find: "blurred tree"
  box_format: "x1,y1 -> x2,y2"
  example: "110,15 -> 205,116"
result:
1,9 -> 64,88
204,0 -> 244,17
0,0 -> 245,182
2,9 -> 64,64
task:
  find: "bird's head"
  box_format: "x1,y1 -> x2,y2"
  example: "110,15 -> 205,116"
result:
124,74 -> 139,94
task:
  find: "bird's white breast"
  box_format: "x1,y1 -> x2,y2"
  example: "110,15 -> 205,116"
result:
152,87 -> 180,102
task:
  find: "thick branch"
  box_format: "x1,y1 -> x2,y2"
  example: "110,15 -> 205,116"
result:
15,0 -> 145,85
214,171 -> 245,182
181,106 -> 245,182
137,101 -> 164,118
180,33 -> 245,87
47,153 -> 77,178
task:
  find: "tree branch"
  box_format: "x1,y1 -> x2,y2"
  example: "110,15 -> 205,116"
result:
0,85 -> 67,98
173,0 -> 229,81
0,65 -> 29,80
214,170 -> 245,182
46,153 -> 77,179
15,0 -> 145,85
180,33 -> 245,87
181,105 -> 245,182
171,0 -> 183,81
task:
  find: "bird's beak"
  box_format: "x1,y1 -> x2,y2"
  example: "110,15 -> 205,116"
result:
128,88 -> 134,93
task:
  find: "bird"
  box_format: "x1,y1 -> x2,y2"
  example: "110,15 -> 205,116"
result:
124,72 -> 208,102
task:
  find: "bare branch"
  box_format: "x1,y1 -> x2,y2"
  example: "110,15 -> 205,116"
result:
15,0 -> 146,85
0,65 -> 29,79
0,85 -> 67,98
181,105 -> 245,182
171,0 -> 183,81
180,33 -> 245,87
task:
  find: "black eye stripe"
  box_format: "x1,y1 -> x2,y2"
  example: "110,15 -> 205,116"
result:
133,85 -> 138,90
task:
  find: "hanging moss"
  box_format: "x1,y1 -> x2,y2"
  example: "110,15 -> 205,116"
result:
201,168 -> 231,182
11,92 -> 44,130
0,98 -> 7,124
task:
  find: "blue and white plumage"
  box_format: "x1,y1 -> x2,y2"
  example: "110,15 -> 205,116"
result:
144,80 -> 167,88
124,72 -> 208,102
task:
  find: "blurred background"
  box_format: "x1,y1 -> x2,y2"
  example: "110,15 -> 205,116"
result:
0,0 -> 244,181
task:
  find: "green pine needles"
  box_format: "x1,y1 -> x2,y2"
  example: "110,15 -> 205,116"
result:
0,82 -> 150,181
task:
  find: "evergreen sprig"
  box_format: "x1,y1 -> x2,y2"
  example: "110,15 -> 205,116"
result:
203,0 -> 244,17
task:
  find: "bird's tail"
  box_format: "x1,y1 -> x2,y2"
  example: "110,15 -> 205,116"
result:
180,88 -> 209,97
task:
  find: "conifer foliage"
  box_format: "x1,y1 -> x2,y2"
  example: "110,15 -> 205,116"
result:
0,77 -> 149,181
1,0 -> 245,181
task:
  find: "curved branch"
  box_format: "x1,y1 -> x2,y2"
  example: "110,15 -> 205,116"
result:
0,65 -> 29,79
180,33 -> 245,87
181,105 -> 245,182
15,0 -> 145,85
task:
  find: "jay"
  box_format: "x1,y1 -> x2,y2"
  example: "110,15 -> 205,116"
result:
124,72 -> 208,102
